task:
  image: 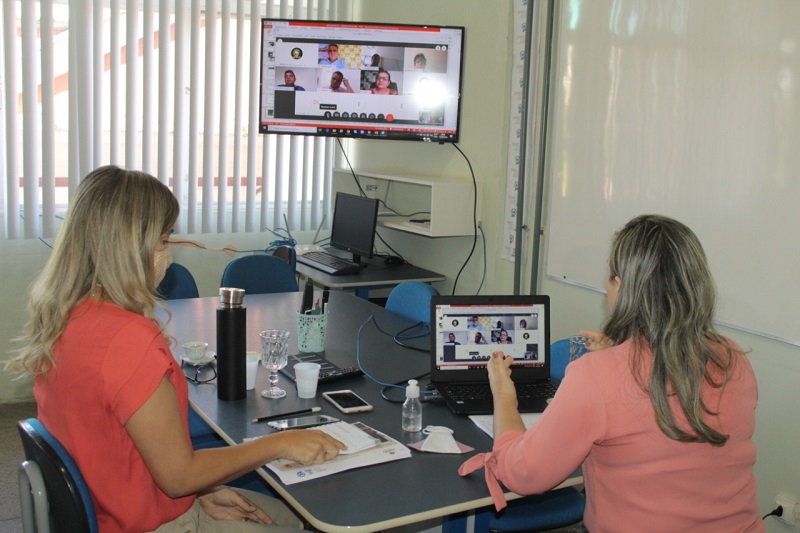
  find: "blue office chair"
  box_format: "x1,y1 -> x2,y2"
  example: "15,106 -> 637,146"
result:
17,418 -> 99,533
471,338 -> 585,532
156,262 -> 200,300
550,337 -> 571,380
220,254 -> 298,294
384,281 -> 439,324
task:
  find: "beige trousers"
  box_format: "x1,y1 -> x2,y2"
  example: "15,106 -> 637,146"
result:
147,489 -> 305,533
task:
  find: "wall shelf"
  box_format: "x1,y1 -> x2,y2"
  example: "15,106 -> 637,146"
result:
333,170 -> 478,238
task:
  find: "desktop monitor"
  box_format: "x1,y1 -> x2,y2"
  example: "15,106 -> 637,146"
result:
329,192 -> 379,264
258,19 -> 465,142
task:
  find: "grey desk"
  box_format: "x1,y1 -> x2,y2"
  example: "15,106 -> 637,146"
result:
295,252 -> 445,300
163,291 -> 581,533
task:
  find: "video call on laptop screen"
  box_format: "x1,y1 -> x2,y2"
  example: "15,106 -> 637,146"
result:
434,302 -> 547,371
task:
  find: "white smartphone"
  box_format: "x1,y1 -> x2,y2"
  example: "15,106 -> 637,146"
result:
322,390 -> 374,414
266,414 -> 339,430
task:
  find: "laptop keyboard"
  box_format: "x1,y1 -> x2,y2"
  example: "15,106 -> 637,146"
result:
442,381 -> 557,402
296,252 -> 363,275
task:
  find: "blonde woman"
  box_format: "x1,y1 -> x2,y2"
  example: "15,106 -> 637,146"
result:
460,215 -> 763,532
8,166 -> 344,532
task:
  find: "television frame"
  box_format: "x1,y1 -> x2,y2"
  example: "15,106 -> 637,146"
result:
258,19 -> 466,143
329,192 -> 380,264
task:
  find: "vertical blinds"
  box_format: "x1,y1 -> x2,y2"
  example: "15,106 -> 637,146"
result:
1,0 -> 348,240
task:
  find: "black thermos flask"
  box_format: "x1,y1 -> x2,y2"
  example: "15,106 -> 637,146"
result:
217,287 -> 246,401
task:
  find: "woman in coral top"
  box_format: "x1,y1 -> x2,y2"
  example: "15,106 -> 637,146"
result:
9,166 -> 345,532
459,215 -> 764,532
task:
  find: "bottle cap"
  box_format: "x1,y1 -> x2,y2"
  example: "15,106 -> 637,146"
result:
219,287 -> 245,307
406,379 -> 420,399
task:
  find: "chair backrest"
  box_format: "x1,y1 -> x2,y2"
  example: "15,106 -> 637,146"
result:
550,338 -> 571,380
271,245 -> 297,272
17,418 -> 98,533
156,262 -> 200,300
385,281 -> 439,324
220,254 -> 299,294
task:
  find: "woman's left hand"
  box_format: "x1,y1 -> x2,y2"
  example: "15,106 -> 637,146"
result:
198,487 -> 272,524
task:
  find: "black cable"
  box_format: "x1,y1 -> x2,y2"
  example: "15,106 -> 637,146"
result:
336,139 -> 406,261
762,505 -> 783,520
450,143 -> 479,295
392,322 -> 430,352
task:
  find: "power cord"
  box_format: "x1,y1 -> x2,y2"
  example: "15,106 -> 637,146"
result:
762,505 -> 783,521
450,142 -> 479,295
392,322 -> 430,352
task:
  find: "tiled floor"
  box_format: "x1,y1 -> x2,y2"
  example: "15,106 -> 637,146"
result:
0,401 -> 37,533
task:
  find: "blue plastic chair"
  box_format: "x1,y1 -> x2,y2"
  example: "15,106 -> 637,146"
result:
550,338 -> 571,380
156,262 -> 200,300
471,338 -> 585,532
220,254 -> 298,294
384,281 -> 439,325
17,418 -> 99,533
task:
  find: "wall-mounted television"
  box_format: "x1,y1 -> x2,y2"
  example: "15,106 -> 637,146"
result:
259,19 -> 465,143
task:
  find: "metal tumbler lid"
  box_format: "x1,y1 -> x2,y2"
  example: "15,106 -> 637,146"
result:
219,287 -> 245,307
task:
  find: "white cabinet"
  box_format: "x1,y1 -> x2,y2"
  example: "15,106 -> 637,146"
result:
333,170 -> 478,237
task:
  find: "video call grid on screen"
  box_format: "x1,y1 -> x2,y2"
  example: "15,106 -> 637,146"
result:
434,304 -> 546,370
259,19 -> 464,140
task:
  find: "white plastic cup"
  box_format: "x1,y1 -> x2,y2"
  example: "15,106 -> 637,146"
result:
183,341 -> 209,364
245,351 -> 261,390
569,335 -> 589,362
294,362 -> 321,399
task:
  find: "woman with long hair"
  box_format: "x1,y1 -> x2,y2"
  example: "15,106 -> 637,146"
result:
7,166 -> 344,532
459,215 -> 763,532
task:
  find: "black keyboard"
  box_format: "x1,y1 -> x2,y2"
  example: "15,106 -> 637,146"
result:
443,381 -> 557,402
280,353 -> 364,384
296,251 -> 364,275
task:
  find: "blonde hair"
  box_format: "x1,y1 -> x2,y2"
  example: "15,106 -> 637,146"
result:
7,166 -> 179,376
603,215 -> 735,446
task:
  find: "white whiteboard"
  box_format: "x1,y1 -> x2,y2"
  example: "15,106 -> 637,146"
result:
544,0 -> 800,346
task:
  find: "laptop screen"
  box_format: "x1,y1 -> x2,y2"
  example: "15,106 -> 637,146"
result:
430,295 -> 551,382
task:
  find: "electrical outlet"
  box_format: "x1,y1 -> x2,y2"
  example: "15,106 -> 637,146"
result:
775,493 -> 798,526
366,184 -> 379,192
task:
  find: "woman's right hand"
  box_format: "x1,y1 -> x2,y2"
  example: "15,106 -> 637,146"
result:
271,429 -> 346,466
487,351 -> 517,406
580,330 -> 613,351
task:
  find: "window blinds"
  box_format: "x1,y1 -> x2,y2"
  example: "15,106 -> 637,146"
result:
1,0 -> 348,240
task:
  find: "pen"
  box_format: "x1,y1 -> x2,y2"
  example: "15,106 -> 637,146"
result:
251,406 -> 321,423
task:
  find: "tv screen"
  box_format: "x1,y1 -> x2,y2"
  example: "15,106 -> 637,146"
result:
259,19 -> 465,142
329,192 -> 379,263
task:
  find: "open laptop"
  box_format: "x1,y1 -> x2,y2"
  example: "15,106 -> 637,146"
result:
429,295 -> 556,415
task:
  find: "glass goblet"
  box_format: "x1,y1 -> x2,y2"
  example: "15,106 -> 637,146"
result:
259,329 -> 291,399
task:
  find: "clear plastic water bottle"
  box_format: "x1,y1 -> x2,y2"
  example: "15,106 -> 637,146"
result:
402,379 -> 422,432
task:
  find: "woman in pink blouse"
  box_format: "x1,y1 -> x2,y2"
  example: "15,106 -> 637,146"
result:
460,215 -> 764,532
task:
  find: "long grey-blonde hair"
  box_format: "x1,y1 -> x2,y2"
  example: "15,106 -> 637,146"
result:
7,166 -> 179,376
603,215 -> 735,446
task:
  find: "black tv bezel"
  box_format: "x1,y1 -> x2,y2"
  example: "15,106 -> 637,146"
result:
329,192 -> 380,263
258,18 -> 466,143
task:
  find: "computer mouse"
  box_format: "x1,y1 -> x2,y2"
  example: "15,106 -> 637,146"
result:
384,255 -> 404,265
